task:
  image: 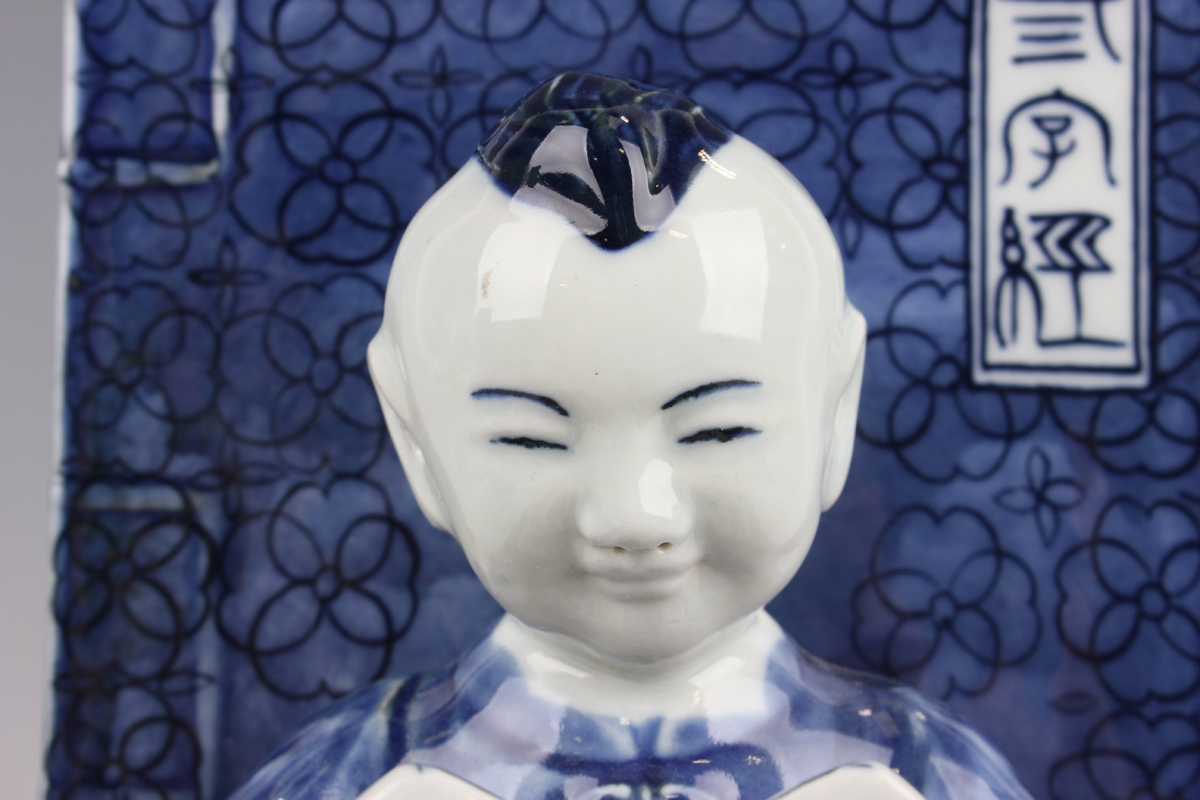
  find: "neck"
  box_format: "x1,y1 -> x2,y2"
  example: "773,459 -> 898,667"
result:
490,610 -> 787,720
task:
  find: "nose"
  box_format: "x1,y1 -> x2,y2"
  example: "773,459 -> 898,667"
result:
575,456 -> 695,552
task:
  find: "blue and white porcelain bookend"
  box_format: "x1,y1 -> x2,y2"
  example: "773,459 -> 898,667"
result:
230,73 -> 1034,800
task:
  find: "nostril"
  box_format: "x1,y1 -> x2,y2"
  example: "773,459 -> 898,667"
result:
657,542 -> 673,552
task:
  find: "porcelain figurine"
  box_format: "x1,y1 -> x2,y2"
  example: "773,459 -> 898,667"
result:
230,73 -> 1034,800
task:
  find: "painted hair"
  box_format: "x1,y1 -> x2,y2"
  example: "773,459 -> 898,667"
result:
476,72 -> 731,251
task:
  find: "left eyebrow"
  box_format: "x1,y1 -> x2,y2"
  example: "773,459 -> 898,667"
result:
661,380 -> 761,410
471,388 -> 569,417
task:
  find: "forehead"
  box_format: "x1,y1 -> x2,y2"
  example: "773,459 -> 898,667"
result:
392,137 -> 841,394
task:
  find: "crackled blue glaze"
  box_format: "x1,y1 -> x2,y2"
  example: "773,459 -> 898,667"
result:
231,619 -> 1030,800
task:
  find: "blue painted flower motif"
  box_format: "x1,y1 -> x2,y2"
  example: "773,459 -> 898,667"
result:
55,480 -> 216,680
442,0 -> 635,71
216,478 -> 419,699
229,79 -> 439,266
393,45 -> 482,127
77,77 -> 216,163
238,0 -> 436,78
847,83 -> 967,270
795,38 -> 890,120
79,0 -> 212,77
848,0 -> 967,79
857,280 -> 1042,482
49,677 -> 205,800
1153,113 -> 1200,271
186,237 -> 268,325
628,44 -> 688,90
1048,711 -> 1200,800
1048,281 -> 1200,479
216,273 -> 386,474
69,160 -> 222,274
71,282 -> 219,475
995,447 -> 1086,548
643,0 -> 811,75
853,505 -> 1041,698
187,437 -> 288,521
1056,497 -> 1200,705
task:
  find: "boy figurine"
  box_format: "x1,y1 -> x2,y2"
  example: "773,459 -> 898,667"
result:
230,73 -> 1033,800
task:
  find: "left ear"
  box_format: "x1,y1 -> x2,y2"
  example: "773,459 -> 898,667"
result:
367,331 -> 455,533
821,304 -> 867,511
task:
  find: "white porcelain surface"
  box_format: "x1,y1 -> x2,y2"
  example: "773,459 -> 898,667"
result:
368,135 -> 866,672
228,120 -> 1031,800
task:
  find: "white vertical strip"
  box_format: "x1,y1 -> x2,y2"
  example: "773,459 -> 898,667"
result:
0,2 -> 68,799
45,1 -> 76,797
210,0 -> 236,162
970,0 -> 1151,389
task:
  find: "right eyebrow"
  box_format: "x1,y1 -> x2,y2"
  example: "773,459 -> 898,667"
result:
661,379 -> 760,410
471,388 -> 569,417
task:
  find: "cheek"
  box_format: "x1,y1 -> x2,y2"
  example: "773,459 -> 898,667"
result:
688,438 -> 823,570
696,481 -> 818,567
440,448 -> 578,585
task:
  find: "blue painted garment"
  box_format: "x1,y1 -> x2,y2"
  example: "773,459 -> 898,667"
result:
230,620 -> 1032,800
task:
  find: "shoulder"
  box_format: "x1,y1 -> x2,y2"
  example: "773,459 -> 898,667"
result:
772,645 -> 1034,800
229,628 -> 515,800
874,682 -> 1032,800
228,677 -> 418,800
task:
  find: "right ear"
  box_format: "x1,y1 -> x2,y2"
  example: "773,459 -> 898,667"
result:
820,303 -> 867,512
367,332 -> 454,532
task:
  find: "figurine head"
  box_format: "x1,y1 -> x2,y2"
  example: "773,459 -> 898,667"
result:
368,74 -> 866,667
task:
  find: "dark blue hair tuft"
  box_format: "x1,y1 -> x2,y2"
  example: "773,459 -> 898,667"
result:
477,72 -> 731,251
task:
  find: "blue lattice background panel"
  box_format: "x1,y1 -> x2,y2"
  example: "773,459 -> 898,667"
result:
52,2 -> 1200,799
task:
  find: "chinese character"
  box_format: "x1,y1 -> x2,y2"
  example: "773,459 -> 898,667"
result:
1001,89 -> 1114,189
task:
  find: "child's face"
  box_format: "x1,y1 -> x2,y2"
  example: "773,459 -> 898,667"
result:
383,139 -> 856,665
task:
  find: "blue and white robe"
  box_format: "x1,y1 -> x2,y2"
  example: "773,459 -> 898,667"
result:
230,625 -> 1032,800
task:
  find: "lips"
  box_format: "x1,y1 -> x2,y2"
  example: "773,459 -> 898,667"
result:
580,557 -> 699,600
585,562 -> 694,581
591,572 -> 691,600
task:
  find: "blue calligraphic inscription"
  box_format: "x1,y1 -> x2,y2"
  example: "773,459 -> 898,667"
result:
970,0 -> 1150,388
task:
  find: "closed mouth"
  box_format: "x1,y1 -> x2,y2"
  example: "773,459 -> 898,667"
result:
585,564 -> 693,581
584,562 -> 696,599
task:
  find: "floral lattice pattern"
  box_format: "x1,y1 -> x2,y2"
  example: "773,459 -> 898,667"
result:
51,2 -> 1200,799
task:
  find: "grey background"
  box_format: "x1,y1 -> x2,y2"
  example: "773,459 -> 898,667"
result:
0,1 -> 64,798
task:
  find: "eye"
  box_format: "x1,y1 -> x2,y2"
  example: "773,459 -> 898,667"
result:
491,436 -> 568,451
678,427 -> 760,444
